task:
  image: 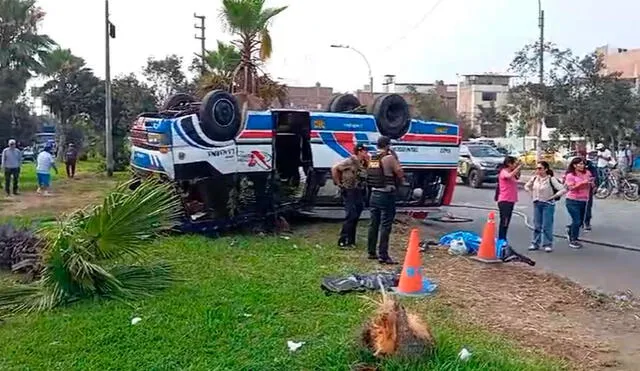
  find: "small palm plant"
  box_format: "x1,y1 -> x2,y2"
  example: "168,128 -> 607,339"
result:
0,180 -> 182,313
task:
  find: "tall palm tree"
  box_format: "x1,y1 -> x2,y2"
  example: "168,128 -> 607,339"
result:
219,0 -> 287,94
0,0 -> 55,103
205,40 -> 241,79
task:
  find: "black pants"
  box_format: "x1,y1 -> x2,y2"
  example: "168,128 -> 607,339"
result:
583,190 -> 593,227
339,188 -> 365,245
497,201 -> 515,241
4,168 -> 20,195
65,161 -> 76,178
367,191 -> 396,259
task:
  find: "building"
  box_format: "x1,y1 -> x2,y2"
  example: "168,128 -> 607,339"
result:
284,82 -> 334,111
380,75 -> 457,110
456,73 -> 513,137
596,44 -> 640,89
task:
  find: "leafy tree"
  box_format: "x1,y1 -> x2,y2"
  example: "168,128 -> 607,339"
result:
191,40 -> 241,81
143,54 -> 188,104
475,102 -> 510,137
0,0 -> 55,104
220,0 -> 287,94
37,49 -> 104,159
405,85 -> 457,122
0,100 -> 39,146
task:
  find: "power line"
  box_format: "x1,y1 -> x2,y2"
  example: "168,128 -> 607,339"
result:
380,0 -> 447,52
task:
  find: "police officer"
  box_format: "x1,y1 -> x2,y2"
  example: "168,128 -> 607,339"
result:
366,136 -> 404,264
331,143 -> 369,248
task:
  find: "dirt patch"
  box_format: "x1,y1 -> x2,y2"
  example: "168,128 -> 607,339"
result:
297,218 -> 640,370
0,173 -> 120,220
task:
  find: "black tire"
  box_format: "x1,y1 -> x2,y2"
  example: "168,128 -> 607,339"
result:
329,94 -> 361,112
623,180 -> 640,201
162,93 -> 197,111
325,94 -> 340,111
372,94 -> 410,139
199,90 -> 242,142
594,181 -> 612,199
469,170 -> 482,188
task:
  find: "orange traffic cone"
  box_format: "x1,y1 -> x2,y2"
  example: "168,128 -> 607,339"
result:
394,228 -> 437,296
472,211 -> 502,264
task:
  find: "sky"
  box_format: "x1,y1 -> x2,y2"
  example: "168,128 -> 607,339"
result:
35,0 -> 640,93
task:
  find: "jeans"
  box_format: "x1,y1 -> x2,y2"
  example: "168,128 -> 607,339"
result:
565,198 -> 587,242
497,201 -> 515,241
65,161 -> 77,178
339,188 -> 365,245
367,191 -> 396,259
4,168 -> 20,195
532,201 -> 555,247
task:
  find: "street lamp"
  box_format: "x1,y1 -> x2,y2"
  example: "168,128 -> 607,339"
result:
536,0 -> 544,161
330,44 -> 374,99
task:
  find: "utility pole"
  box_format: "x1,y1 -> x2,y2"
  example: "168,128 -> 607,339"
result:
536,1 -> 544,161
105,0 -> 116,177
194,14 -> 206,76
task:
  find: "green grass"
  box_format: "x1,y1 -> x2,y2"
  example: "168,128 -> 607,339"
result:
0,229 -> 568,371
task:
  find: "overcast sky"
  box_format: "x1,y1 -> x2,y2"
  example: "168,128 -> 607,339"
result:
36,0 -> 640,92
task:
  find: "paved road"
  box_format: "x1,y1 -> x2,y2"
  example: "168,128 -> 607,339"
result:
442,184 -> 640,294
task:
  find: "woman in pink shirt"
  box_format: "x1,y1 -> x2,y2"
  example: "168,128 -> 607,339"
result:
564,157 -> 594,249
495,156 -> 523,241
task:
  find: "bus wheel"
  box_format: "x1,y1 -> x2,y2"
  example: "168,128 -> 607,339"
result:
162,93 -> 197,111
199,90 -> 242,142
329,94 -> 361,112
372,94 -> 410,139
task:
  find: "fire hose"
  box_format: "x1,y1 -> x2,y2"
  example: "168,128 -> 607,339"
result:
442,203 -> 640,253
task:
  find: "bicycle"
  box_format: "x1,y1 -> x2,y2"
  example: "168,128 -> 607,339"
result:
594,168 -> 640,201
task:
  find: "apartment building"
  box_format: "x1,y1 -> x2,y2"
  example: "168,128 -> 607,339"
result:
456,73 -> 513,137
596,44 -> 640,89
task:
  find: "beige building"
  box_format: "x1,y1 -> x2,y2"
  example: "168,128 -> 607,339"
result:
596,45 -> 640,89
456,73 -> 513,137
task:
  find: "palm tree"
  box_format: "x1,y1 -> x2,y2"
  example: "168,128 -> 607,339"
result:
0,0 -> 55,103
0,180 -> 182,313
204,40 -> 241,79
219,0 -> 287,94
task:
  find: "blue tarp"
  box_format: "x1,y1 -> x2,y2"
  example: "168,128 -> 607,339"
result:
439,230 -> 508,257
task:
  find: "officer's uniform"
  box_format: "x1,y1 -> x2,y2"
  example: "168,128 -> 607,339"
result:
366,150 -> 398,262
335,155 -> 367,247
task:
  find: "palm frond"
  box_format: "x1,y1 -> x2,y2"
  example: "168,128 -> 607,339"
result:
0,284 -> 63,314
110,263 -> 177,299
259,29 -> 272,61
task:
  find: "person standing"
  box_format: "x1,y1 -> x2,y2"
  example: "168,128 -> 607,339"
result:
367,136 -> 404,265
564,158 -> 593,249
331,144 -> 369,249
525,161 -> 565,253
613,143 -> 633,193
495,156 -> 522,242
1,139 -> 22,196
595,143 -> 613,184
64,143 -> 78,178
36,143 -> 58,196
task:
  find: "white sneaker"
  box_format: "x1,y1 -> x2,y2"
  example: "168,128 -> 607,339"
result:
544,246 -> 553,253
36,188 -> 42,194
528,245 -> 540,251
43,191 -> 52,197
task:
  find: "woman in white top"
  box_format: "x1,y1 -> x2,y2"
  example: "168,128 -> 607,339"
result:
524,161 -> 566,252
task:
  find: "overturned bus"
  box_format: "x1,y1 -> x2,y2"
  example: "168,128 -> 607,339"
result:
129,90 -> 461,232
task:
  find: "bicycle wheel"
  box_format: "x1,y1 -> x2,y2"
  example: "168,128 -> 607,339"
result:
594,181 -> 612,199
623,180 -> 640,201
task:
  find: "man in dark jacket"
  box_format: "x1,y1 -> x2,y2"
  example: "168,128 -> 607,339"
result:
331,143 -> 369,249
64,143 -> 78,178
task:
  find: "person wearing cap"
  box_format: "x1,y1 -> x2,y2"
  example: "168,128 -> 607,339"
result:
595,143 -> 614,185
331,143 -> 369,249
64,143 -> 79,178
36,143 -> 58,196
1,139 -> 22,196
366,136 -> 404,265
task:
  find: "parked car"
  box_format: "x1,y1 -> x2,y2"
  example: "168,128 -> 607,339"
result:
519,150 -> 555,167
458,144 -> 506,188
21,146 -> 34,162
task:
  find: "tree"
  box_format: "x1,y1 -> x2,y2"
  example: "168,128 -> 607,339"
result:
220,0 -> 287,94
37,49 -> 104,159
405,85 -> 457,122
142,55 -> 188,104
190,40 -> 242,80
509,42 -> 640,148
475,102 -> 510,137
